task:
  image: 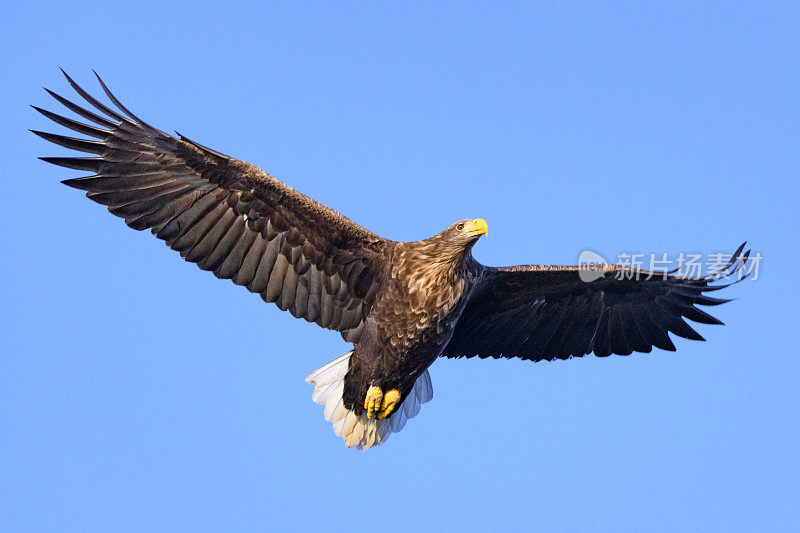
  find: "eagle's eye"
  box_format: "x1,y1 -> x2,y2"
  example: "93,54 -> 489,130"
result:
456,223 -> 465,231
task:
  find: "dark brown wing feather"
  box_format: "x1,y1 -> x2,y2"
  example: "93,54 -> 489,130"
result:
442,244 -> 750,361
34,70 -> 389,342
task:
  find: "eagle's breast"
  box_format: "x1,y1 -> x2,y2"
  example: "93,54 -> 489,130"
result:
374,242 -> 473,350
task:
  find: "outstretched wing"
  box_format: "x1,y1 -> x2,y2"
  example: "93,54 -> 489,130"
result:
442,244 -> 750,361
34,70 -> 389,342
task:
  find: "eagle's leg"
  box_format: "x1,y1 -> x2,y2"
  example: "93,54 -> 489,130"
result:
364,386 -> 384,419
364,386 -> 402,419
377,389 -> 401,420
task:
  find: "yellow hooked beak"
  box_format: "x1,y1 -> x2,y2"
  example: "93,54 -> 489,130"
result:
465,218 -> 488,236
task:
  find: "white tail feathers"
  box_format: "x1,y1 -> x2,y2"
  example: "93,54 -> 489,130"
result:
305,350 -> 433,450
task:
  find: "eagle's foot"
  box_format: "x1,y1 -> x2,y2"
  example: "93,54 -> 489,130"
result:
364,385 -> 384,419
377,389 -> 401,420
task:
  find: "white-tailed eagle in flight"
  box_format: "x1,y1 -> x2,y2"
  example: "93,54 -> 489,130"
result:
34,71 -> 750,449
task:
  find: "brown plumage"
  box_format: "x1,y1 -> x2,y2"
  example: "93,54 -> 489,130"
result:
34,71 -> 750,449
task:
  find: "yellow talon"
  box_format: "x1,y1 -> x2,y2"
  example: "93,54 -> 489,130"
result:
364,385 -> 384,419
377,389 -> 401,420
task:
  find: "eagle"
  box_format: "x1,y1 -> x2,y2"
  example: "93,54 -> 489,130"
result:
34,71 -> 750,449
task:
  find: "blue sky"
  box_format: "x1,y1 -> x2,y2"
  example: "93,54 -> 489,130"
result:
2,2 -> 798,531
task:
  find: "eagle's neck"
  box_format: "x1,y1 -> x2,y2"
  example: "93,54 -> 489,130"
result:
392,241 -> 474,313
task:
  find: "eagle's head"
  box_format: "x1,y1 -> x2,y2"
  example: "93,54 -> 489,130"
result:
431,218 -> 488,259
445,218 -> 488,242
